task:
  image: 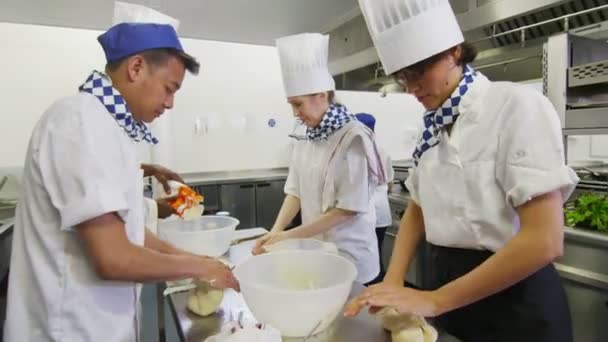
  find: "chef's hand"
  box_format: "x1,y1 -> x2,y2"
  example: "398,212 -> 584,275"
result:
198,258 -> 240,292
144,164 -> 185,194
156,196 -> 178,219
251,231 -> 288,255
344,282 -> 444,318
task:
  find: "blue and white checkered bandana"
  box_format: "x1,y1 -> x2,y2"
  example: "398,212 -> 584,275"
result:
78,70 -> 159,145
306,103 -> 355,141
412,65 -> 478,165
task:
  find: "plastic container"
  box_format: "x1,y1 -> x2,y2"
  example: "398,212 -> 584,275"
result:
233,250 -> 357,337
159,215 -> 239,257
264,238 -> 338,254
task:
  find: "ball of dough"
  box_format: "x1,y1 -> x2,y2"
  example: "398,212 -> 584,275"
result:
392,327 -> 425,342
376,307 -> 438,342
186,282 -> 224,316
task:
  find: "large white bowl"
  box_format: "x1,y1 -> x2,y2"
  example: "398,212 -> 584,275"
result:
159,215 -> 239,257
233,250 -> 357,337
264,238 -> 338,254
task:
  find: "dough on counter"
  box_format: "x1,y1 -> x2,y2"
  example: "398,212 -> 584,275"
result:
376,307 -> 438,342
186,281 -> 224,316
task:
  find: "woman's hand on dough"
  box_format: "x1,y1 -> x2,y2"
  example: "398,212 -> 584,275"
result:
344,282 -> 446,318
251,231 -> 289,255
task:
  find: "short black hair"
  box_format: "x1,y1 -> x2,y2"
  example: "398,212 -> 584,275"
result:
105,48 -> 200,75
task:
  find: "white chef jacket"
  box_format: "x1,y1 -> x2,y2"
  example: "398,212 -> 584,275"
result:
3,92 -> 146,342
373,146 -> 394,228
405,75 -> 578,251
285,121 -> 380,283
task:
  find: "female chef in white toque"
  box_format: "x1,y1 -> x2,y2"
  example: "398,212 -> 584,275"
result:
345,1 -> 578,341
252,33 -> 386,284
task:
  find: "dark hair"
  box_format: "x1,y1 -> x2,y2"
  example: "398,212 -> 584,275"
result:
391,41 -> 478,77
457,42 -> 478,65
105,48 -> 200,75
327,90 -> 336,104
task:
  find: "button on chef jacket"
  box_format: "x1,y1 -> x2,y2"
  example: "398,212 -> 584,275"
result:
3,92 -> 146,342
405,76 -> 578,251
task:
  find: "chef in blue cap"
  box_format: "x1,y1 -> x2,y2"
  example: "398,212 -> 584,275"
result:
3,3 -> 238,341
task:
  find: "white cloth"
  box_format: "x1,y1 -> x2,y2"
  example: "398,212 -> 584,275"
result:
374,147 -> 394,228
320,122 -> 387,213
405,76 -> 579,251
3,92 -> 146,342
113,1 -> 180,29
276,33 -> 335,97
358,0 -> 464,74
285,121 -> 382,283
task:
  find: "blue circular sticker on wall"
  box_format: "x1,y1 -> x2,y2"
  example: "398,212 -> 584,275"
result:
268,118 -> 276,128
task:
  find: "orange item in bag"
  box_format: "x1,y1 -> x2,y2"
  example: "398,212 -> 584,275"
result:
169,185 -> 204,218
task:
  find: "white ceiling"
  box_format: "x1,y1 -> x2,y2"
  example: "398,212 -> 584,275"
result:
0,0 -> 360,45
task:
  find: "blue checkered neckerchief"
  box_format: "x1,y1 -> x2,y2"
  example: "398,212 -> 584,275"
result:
78,70 -> 159,145
305,103 -> 355,141
412,65 -> 478,165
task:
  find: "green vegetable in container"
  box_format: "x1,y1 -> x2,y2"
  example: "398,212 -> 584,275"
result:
565,193 -> 608,233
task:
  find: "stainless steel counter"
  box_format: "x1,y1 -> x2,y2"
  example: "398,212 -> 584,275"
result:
386,185 -> 608,246
165,233 -> 390,342
182,168 -> 289,186
164,228 -> 460,342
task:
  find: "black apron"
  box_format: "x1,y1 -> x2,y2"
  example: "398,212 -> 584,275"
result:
424,243 -> 573,342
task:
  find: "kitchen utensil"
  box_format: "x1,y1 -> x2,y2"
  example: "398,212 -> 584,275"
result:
230,233 -> 267,246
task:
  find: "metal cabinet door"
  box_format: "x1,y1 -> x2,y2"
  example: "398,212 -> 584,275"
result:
219,183 -> 256,229
194,185 -> 220,215
383,228 -> 423,288
557,264 -> 608,342
382,228 -> 395,272
255,180 -> 286,230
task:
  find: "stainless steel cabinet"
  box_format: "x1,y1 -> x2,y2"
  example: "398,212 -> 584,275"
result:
218,181 -> 286,229
219,184 -> 256,229
556,230 -> 608,342
386,199 -> 425,288
255,181 -> 285,230
195,185 -> 220,214
556,264 -> 608,342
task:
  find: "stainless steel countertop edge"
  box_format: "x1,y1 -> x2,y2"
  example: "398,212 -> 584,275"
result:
182,168 -> 289,186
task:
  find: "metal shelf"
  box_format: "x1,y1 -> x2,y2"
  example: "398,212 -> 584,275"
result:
568,59 -> 608,88
563,127 -> 608,136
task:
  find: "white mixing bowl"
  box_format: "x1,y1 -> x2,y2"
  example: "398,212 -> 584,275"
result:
233,250 -> 357,337
264,238 -> 338,254
159,215 -> 239,257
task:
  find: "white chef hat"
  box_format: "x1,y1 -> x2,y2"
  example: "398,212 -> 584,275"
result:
112,1 -> 180,29
276,33 -> 336,97
358,0 -> 464,75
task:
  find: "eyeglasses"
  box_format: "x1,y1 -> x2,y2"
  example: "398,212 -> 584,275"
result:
392,50 -> 450,89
